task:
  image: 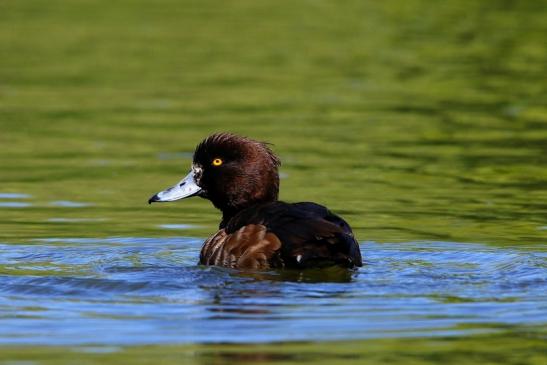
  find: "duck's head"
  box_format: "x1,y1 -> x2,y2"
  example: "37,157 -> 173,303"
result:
148,133 -> 280,218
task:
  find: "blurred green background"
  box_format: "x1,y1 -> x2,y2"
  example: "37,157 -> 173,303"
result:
1,0 -> 546,364
1,0 -> 546,245
1,0 -> 546,246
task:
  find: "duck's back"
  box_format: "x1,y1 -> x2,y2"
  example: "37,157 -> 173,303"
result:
199,202 -> 362,269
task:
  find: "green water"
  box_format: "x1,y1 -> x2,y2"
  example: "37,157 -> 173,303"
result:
1,0 -> 546,364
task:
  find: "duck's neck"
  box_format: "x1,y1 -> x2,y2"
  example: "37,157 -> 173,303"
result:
218,199 -> 276,229
219,210 -> 237,229
214,174 -> 280,229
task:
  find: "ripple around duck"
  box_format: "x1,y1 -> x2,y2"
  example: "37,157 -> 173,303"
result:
0,193 -> 31,199
157,224 -> 201,230
0,202 -> 32,208
47,218 -> 108,223
0,239 -> 545,345
48,201 -> 93,208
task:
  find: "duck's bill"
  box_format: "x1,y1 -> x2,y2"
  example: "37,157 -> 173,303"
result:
148,171 -> 202,204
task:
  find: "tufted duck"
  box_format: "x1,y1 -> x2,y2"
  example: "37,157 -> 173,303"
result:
149,133 -> 362,269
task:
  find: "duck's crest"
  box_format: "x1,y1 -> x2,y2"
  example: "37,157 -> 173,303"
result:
197,132 -> 280,168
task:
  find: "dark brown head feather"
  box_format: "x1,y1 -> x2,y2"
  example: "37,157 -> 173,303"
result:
192,133 -> 281,223
194,133 -> 280,168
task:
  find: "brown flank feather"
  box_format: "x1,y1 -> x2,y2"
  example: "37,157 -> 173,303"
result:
200,225 -> 282,269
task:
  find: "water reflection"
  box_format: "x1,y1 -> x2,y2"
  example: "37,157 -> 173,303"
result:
48,201 -> 93,208
236,267 -> 356,283
0,193 -> 31,199
0,202 -> 32,208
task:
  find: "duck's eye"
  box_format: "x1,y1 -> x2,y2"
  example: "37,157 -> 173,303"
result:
212,158 -> 223,167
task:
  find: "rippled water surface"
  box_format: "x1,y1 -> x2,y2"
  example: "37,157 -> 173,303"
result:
0,238 -> 545,346
1,0 -> 546,364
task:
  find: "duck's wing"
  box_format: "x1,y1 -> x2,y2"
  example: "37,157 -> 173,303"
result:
224,202 -> 363,269
199,224 -> 282,269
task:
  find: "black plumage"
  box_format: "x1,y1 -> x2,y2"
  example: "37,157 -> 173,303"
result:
222,201 -> 361,268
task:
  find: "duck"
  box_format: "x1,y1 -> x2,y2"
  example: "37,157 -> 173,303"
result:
148,133 -> 362,270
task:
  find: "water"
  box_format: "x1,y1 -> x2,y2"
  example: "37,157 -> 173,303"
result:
1,0 -> 546,364
0,239 -> 545,346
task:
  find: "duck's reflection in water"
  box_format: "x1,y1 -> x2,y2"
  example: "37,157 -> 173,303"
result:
237,266 -> 357,283
199,266 -> 358,320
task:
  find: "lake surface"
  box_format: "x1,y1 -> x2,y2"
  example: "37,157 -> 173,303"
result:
1,0 -> 546,364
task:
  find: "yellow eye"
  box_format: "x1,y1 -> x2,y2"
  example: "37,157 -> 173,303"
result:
212,158 -> 223,166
